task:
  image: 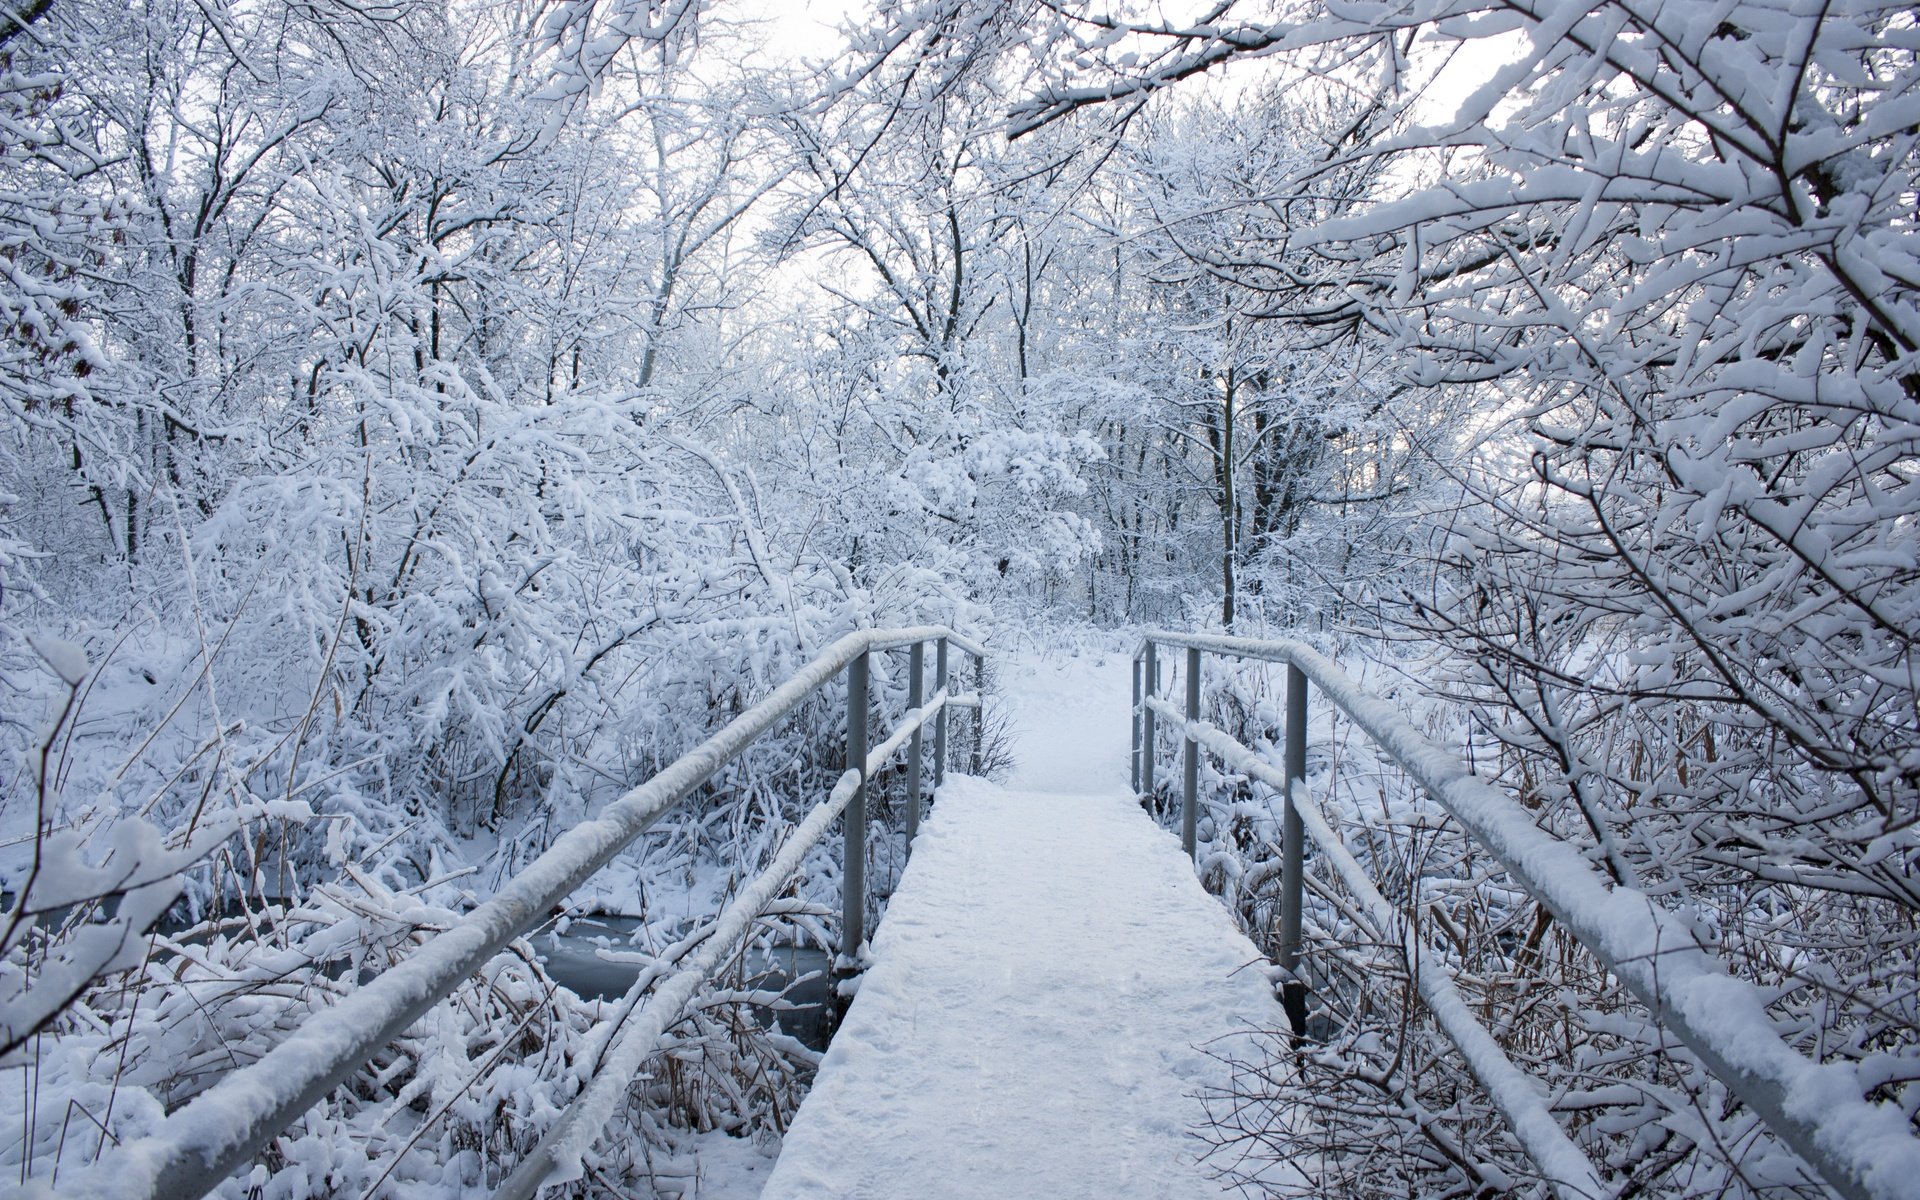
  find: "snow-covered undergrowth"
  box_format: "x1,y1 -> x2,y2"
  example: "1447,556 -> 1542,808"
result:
2,864 -> 818,1198
1143,645 -> 1918,1200
1,569 -> 993,1194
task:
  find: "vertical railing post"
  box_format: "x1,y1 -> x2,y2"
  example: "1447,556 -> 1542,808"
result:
970,653 -> 985,775
933,636 -> 949,788
1280,660 -> 1308,1038
1140,641 -> 1158,799
843,649 -> 870,963
905,641 -> 925,848
1182,645 -> 1201,859
1130,655 -> 1142,792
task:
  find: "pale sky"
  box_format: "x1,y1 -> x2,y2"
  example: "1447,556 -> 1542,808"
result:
731,0 -> 859,69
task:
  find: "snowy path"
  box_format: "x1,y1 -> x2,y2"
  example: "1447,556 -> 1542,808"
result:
759,650 -> 1288,1198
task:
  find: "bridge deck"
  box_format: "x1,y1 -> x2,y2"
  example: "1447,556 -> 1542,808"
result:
761,655 -> 1290,1198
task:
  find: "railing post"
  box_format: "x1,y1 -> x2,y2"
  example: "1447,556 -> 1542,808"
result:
934,636 -> 949,788
905,641 -> 925,848
1140,641 -> 1158,799
1182,645 -> 1201,859
843,650 -> 870,962
1130,655 -> 1142,792
970,653 -> 985,775
1280,660 -> 1308,1037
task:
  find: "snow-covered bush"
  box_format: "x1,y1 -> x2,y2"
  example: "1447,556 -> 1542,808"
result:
0,0 -> 995,1191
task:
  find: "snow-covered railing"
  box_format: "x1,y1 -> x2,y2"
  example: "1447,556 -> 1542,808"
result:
1134,630 -> 1919,1200
73,626 -> 987,1200
492,697 -> 949,1200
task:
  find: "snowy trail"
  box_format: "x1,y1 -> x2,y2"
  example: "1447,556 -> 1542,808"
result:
996,645 -> 1136,796
759,649 -> 1288,1198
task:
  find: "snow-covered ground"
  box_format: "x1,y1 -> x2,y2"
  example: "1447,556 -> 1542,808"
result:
750,643 -> 1290,1198
995,640 -> 1136,796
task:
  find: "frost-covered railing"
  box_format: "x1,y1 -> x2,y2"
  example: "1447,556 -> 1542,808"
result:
78,627 -> 987,1200
1133,631 -> 1917,1200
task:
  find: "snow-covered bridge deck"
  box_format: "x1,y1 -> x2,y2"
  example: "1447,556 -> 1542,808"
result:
762,655 -> 1288,1199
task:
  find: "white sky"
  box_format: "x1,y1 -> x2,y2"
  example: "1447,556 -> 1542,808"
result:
729,0 -> 859,70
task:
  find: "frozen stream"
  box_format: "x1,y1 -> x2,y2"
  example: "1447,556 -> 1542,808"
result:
536,915 -> 836,1050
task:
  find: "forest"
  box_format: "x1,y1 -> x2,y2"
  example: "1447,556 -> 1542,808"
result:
1,0 -> 1916,1196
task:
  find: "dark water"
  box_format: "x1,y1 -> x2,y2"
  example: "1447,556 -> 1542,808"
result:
536,915 -> 836,1050
4,892 -> 839,1051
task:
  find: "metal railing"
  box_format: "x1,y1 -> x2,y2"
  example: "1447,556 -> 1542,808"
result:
1134,630 -> 1914,1200
82,626 -> 986,1200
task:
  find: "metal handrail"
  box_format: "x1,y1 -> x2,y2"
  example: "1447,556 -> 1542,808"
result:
74,626 -> 986,1200
495,692 -> 953,1198
1143,694 -> 1603,1200
1134,629 -> 1918,1200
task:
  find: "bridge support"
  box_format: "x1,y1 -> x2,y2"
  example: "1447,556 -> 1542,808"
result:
906,641 -> 925,847
1140,641 -> 1157,801
842,650 -> 869,964
1181,645 -> 1200,858
970,653 -> 985,775
934,637 -> 948,788
1130,657 -> 1142,792
1279,662 -> 1308,1038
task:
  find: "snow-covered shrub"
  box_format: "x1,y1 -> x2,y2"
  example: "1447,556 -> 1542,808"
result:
1158,647 -> 1905,1200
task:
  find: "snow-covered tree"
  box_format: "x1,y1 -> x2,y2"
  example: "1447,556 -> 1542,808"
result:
854,0 -> 1920,1195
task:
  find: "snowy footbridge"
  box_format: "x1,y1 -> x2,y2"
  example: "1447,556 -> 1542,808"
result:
68,631 -> 1916,1200
759,774 -> 1282,1197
